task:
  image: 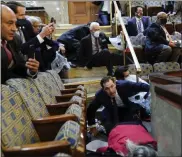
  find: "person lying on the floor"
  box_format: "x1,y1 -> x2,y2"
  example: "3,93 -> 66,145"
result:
87,76 -> 150,136
97,121 -> 158,157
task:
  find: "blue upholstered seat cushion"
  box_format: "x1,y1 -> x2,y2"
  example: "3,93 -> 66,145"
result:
153,62 -> 180,72
55,120 -> 80,148
65,104 -> 82,121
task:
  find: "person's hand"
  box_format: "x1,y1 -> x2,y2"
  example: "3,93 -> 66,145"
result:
59,45 -> 66,54
169,41 -> 176,48
39,23 -> 54,38
26,58 -> 39,73
89,127 -> 98,136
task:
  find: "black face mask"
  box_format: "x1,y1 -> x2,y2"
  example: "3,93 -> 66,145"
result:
16,19 -> 28,27
160,18 -> 167,25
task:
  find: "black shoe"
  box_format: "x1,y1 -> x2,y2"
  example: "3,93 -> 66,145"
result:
107,72 -> 114,76
85,66 -> 92,70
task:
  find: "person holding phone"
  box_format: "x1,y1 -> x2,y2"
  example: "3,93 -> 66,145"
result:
1,5 -> 39,84
21,16 -> 58,72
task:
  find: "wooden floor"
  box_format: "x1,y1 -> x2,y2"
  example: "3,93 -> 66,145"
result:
68,67 -> 108,79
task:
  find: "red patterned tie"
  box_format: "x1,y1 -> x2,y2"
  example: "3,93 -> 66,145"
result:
1,40 -> 13,65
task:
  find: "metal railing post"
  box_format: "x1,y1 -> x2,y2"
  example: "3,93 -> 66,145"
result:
113,1 -> 141,73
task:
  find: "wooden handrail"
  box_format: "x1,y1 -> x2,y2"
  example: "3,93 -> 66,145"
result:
113,1 -> 141,73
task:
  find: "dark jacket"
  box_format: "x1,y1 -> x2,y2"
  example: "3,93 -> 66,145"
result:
79,32 -> 110,66
1,36 -> 28,84
144,23 -> 170,63
21,37 -> 58,72
127,16 -> 151,36
57,25 -> 90,62
18,19 -> 36,42
87,80 -> 150,126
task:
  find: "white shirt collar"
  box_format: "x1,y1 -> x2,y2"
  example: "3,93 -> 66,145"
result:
136,16 -> 142,21
1,39 -> 7,47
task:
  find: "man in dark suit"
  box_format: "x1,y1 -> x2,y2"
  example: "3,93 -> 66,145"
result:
20,19 -> 58,72
6,1 -> 36,42
79,22 -> 123,76
145,12 -> 181,64
6,1 -> 55,47
57,24 -> 90,64
7,2 -> 57,71
87,76 -> 150,135
1,5 -> 39,84
127,6 -> 151,36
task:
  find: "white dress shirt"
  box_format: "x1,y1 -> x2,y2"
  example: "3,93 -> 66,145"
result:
91,34 -> 101,55
160,25 -> 172,41
136,17 -> 144,33
115,91 -> 125,107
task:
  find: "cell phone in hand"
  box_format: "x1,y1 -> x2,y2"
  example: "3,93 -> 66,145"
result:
28,45 -> 35,59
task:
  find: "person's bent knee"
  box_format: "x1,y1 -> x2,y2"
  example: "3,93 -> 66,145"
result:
163,45 -> 172,53
102,49 -> 111,55
162,45 -> 172,57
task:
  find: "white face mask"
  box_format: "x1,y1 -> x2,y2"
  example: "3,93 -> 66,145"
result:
94,31 -> 100,38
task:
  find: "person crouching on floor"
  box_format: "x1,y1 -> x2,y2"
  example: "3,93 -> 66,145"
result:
87,76 -> 150,135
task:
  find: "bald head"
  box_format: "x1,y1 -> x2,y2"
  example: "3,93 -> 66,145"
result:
2,4 -> 15,18
156,12 -> 168,25
1,5 -> 17,41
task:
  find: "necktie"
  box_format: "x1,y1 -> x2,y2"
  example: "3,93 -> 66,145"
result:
138,19 -> 142,33
95,38 -> 99,53
112,97 -> 119,124
1,40 -> 13,65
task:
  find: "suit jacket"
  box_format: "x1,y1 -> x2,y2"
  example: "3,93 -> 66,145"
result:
1,37 -> 27,84
87,80 -> 150,125
19,19 -> 36,42
144,23 -> 170,63
21,37 -> 58,72
79,32 -> 110,66
127,16 -> 151,36
57,25 -> 90,62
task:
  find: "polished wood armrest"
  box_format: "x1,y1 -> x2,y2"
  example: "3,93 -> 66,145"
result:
46,101 -> 78,115
56,95 -> 86,108
3,140 -> 71,157
56,94 -> 79,102
64,84 -> 84,89
61,88 -> 80,94
32,114 -> 78,124
32,114 -> 78,142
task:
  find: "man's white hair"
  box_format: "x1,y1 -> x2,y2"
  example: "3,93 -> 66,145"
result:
89,22 -> 100,30
27,16 -> 42,25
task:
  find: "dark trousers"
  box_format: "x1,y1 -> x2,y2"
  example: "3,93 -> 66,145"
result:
86,49 -> 123,75
102,107 -> 137,135
98,11 -> 110,26
86,49 -> 113,75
